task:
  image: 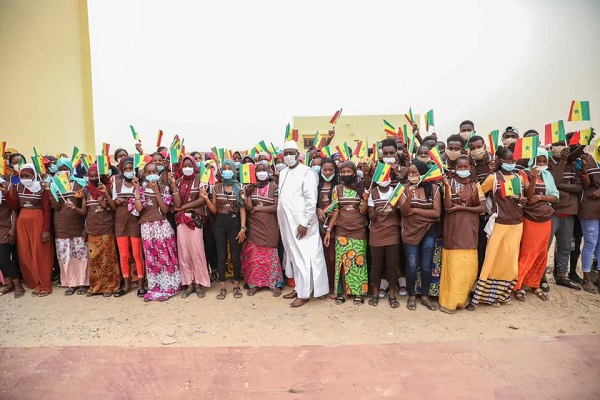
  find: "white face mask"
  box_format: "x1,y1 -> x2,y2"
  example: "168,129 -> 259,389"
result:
284,155 -> 297,167
378,180 -> 391,188
460,131 -> 472,141
20,178 -> 34,187
56,170 -> 69,175
275,163 -> 286,172
382,157 -> 396,165
536,165 -> 548,172
502,137 -> 518,147
12,164 -> 20,171
182,167 -> 194,176
256,171 -> 269,181
357,170 -> 364,179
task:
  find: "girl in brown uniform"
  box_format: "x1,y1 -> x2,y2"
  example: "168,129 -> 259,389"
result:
0,177 -> 24,297
316,158 -> 338,298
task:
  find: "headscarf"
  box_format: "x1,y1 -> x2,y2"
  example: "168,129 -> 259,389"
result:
241,155 -> 255,164
19,164 -> 41,193
86,164 -> 110,200
413,160 -> 433,200
527,148 -> 559,199
253,160 -> 271,189
178,156 -> 197,200
56,157 -> 88,188
221,159 -> 243,206
338,160 -> 364,195
114,148 -> 128,162
119,156 -> 133,174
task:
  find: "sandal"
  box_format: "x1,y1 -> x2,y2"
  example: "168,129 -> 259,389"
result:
353,296 -> 364,306
378,288 -> 389,299
247,287 -> 259,296
64,287 -> 76,296
196,287 -> 206,298
181,286 -> 194,298
532,288 -> 549,301
14,288 -> 25,298
272,288 -> 282,297
233,287 -> 242,299
388,296 -> 400,309
0,286 -> 13,296
76,286 -> 88,295
103,292 -> 113,298
368,296 -> 379,307
217,288 -> 226,300
466,303 -> 476,311
515,289 -> 526,302
407,296 -> 417,311
37,290 -> 50,297
137,288 -> 148,298
421,297 -> 438,311
113,288 -> 128,297
86,292 -> 101,297
335,296 -> 346,305
31,289 -> 40,296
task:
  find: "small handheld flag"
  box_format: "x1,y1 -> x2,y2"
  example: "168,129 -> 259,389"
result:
102,143 -> 110,158
568,101 -> 590,122
320,145 -> 333,159
371,162 -> 391,183
570,128 -> 593,146
404,107 -> 414,125
386,184 -> 406,207
130,125 -> 141,142
383,119 -> 396,137
353,141 -> 366,158
284,123 -> 298,142
424,109 -> 434,132
169,147 -> 180,166
52,173 -> 71,194
336,143 -> 353,161
330,108 -> 342,125
545,121 -> 566,144
239,163 -> 256,184
32,155 -> 46,176
156,130 -> 164,148
313,132 -> 326,149
199,164 -> 216,185
488,130 -> 499,156
71,147 -> 82,166
419,164 -> 443,183
97,155 -> 109,175
323,200 -> 338,214
500,176 -> 521,198
428,146 -> 444,172
513,136 -> 538,160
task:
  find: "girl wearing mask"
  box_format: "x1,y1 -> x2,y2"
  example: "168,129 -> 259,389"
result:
132,162 -> 181,301
49,158 -> 88,296
440,156 -> 486,313
272,154 -> 286,184
152,151 -> 169,186
399,160 -> 442,311
8,165 -> 54,296
112,157 -> 144,296
6,153 -> 24,184
317,158 -> 339,298
174,156 -> 211,298
77,164 -> 121,297
416,145 -> 433,166
472,145 -> 527,307
515,149 -> 558,300
201,159 -> 247,300
0,178 -> 24,297
443,134 -> 467,173
324,161 -> 369,306
367,173 -> 401,308
240,161 -> 283,296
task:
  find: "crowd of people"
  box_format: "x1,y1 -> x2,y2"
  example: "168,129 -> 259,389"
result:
1,120 -> 598,310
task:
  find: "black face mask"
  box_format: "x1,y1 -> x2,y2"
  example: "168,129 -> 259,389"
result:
90,179 -> 100,186
340,175 -> 355,184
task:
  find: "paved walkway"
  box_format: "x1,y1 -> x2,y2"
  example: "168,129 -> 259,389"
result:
1,335 -> 599,399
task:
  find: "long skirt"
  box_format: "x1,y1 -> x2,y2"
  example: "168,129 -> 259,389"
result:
516,218 -> 551,290
141,220 -> 181,301
439,249 -> 478,311
472,223 -> 523,305
241,241 -> 283,289
56,237 -> 88,287
16,209 -> 54,293
177,224 -> 210,287
87,233 -> 121,294
334,236 -> 368,296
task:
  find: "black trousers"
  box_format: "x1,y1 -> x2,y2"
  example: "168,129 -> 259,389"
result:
214,213 -> 242,282
370,244 -> 400,291
0,244 -> 19,279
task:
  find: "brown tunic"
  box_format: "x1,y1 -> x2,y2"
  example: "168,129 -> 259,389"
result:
442,179 -> 482,250
113,179 -> 141,238
0,202 -> 12,244
139,184 -> 169,224
176,175 -> 209,218
85,191 -> 115,236
482,172 -> 523,225
333,184 -> 366,241
246,182 -> 279,248
579,154 -> 600,220
317,185 -> 334,209
369,187 -> 400,246
548,157 -> 580,215
401,184 -> 440,246
53,182 -> 85,239
523,178 -> 554,223
473,153 -> 493,184
214,183 -> 241,215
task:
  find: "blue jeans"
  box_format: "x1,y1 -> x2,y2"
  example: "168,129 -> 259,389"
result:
403,226 -> 437,296
580,219 -> 600,273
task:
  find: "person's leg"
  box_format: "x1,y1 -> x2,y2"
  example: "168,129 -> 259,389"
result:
228,219 -> 242,298
369,246 -> 384,305
404,243 -> 419,310
0,244 -> 19,294
385,244 -> 400,308
419,227 -> 438,310
555,216 -> 580,289
580,219 -> 599,293
130,237 -> 144,280
477,216 -> 488,273
213,217 -> 228,284
569,217 -> 583,283
116,236 -> 132,292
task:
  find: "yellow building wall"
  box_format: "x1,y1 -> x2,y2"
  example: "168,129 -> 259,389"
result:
0,0 -> 95,158
293,114 -> 421,152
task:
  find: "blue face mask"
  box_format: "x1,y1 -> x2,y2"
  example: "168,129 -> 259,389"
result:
221,170 -> 234,180
123,171 -> 135,180
157,165 -> 164,173
312,165 -> 321,173
456,170 -> 471,179
48,164 -> 58,174
501,163 -> 516,172
146,174 -> 160,182
196,161 -> 203,168
321,173 -> 334,182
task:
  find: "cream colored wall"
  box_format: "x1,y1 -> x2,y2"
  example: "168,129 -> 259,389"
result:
293,114 -> 422,152
0,0 -> 95,159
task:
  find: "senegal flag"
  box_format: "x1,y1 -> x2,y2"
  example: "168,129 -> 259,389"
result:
500,176 -> 521,198
323,200 -> 338,214
488,130 -> 499,156
387,183 -> 406,207
239,163 -> 256,184
0,160 -> 5,176
545,120 -> 566,144
513,136 -> 538,160
383,119 -> 396,137
372,162 -> 391,183
199,164 -> 216,184
156,130 -> 164,147
329,108 -> 342,125
313,132 -> 326,149
81,154 -> 93,171
570,128 -> 593,146
32,155 -> 46,175
284,123 -> 298,142
97,155 -> 109,175
424,109 -> 434,132
130,125 -> 141,142
568,101 -> 590,122
428,146 -> 444,172
420,164 -> 443,183
169,147 -> 180,165
255,140 -> 269,153
405,107 -> 414,124
71,146 -> 82,166
371,141 -> 379,161
320,145 -> 333,158
102,143 -> 110,157
52,173 -> 71,194
336,142 -> 352,161
353,141 -> 366,158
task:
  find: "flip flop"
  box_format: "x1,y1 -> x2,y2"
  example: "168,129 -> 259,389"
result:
64,287 -> 76,296
76,287 -> 88,295
14,288 -> 25,298
137,289 -> 148,298
113,289 -> 128,297
335,296 -> 346,305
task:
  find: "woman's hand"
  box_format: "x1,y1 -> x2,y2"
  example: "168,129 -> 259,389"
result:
317,208 -> 326,222
324,230 -> 331,247
65,200 -> 76,210
148,181 -> 159,193
98,183 -> 107,195
362,189 -> 370,202
41,232 -> 51,243
199,188 -> 209,199
236,229 -> 246,244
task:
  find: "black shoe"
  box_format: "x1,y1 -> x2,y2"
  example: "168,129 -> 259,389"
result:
568,272 -> 584,284
556,276 -> 581,290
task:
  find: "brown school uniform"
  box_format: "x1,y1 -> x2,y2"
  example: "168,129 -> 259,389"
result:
333,185 -> 366,241
522,176 -> 554,223
245,182 -> 279,248
85,191 -> 115,235
214,182 -> 241,215
369,187 -> 400,247
481,171 -> 524,225
176,175 -> 209,219
318,185 -> 334,209
443,179 -> 484,250
0,202 -> 12,244
401,184 -> 440,246
548,156 -> 581,216
113,179 -> 141,238
139,184 -> 169,224
473,153 -> 493,184
579,154 -> 600,220
53,182 -> 85,239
